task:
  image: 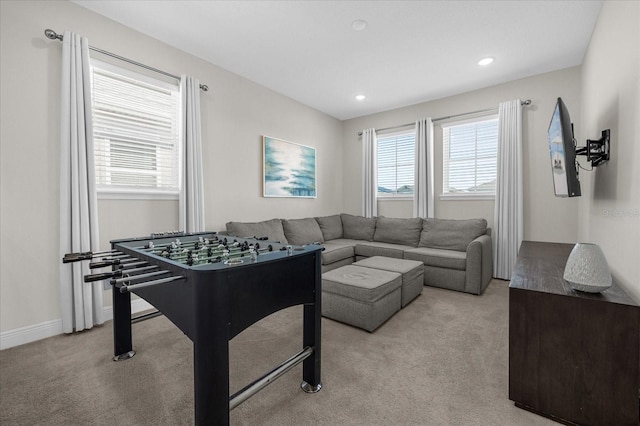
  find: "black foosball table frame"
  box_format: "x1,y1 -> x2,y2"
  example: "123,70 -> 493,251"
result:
64,231 -> 323,425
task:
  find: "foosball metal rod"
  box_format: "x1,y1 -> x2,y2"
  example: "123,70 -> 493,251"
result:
163,249 -> 248,263
115,265 -> 159,276
108,266 -> 159,285
90,266 -> 160,285
134,237 -> 222,251
131,310 -> 163,324
111,270 -> 171,285
229,346 -> 314,411
119,275 -> 185,293
119,261 -> 149,269
137,236 -> 256,252
164,251 -> 250,265
85,261 -> 150,279
98,253 -> 131,260
89,257 -> 137,269
84,260 -> 152,282
146,242 -> 245,256
165,245 -> 273,263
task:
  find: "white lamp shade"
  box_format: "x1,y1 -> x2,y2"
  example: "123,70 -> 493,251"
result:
563,243 -> 612,293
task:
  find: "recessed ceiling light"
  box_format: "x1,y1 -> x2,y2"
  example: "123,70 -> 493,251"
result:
355,94 -> 366,101
352,19 -> 368,31
478,57 -> 494,66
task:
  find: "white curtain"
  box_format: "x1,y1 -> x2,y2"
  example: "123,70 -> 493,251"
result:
414,118 -> 435,218
59,31 -> 104,333
493,99 -> 523,280
362,128 -> 377,218
179,75 -> 205,233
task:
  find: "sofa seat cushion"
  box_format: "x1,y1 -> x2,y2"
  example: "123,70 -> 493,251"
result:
355,242 -> 414,259
321,239 -> 359,265
404,247 -> 467,271
354,256 -> 423,284
419,218 -> 487,252
322,265 -> 401,303
282,218 -> 324,245
226,218 -> 288,243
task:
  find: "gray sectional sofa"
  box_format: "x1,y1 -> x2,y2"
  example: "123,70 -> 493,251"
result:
225,213 -> 493,295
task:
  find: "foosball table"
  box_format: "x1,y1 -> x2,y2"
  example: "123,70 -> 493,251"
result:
63,231 -> 323,425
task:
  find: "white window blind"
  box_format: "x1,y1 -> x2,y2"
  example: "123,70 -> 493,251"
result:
442,117 -> 498,196
377,131 -> 415,196
91,61 -> 180,194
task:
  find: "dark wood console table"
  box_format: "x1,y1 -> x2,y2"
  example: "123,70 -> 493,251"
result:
509,241 -> 639,425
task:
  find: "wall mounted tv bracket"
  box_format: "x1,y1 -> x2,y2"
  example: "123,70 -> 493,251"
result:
576,129 -> 610,167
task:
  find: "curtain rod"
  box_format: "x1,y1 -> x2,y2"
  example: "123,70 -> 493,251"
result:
44,29 -> 209,92
357,99 -> 532,136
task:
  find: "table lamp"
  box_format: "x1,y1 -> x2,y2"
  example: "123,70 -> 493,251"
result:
563,243 -> 612,293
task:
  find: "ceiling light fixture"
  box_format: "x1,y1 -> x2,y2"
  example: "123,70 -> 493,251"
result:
355,94 -> 366,101
352,19 -> 368,31
478,57 -> 494,66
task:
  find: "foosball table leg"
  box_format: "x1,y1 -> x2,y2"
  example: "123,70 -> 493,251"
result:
112,283 -> 135,361
190,274 -> 232,425
301,303 -> 322,393
301,254 -> 322,393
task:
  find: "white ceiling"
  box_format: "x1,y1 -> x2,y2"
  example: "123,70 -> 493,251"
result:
72,0 -> 602,120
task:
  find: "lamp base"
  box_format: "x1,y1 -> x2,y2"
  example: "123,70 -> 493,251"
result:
568,281 -> 612,293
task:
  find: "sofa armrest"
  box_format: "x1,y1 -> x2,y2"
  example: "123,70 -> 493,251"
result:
465,234 -> 493,295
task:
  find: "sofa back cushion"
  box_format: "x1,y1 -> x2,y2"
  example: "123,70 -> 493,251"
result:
315,214 -> 343,240
419,218 -> 487,251
225,219 -> 288,243
340,214 -> 376,241
373,216 -> 422,247
283,218 -> 324,245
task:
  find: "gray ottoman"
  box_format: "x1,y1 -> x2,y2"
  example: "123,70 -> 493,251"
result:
354,256 -> 424,307
322,264 -> 402,332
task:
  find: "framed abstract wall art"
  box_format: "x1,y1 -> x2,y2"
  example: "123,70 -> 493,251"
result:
263,136 -> 316,198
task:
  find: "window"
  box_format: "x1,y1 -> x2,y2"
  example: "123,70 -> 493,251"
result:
442,117 -> 498,198
91,60 -> 181,196
377,131 -> 415,197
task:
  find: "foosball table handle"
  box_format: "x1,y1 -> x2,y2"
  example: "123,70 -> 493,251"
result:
89,259 -> 121,269
84,270 -> 123,283
63,249 -> 120,263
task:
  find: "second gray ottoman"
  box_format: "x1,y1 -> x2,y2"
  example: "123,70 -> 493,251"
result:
354,256 -> 424,307
322,264 -> 402,332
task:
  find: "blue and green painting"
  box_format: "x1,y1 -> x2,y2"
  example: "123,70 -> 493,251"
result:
263,136 -> 316,198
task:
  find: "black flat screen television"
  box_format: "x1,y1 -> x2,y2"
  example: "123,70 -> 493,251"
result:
548,97 -> 581,197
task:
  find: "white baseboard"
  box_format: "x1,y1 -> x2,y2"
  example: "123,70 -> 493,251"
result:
0,298 -> 155,351
0,319 -> 63,351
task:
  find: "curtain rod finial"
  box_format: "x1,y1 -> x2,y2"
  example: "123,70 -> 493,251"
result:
44,29 -> 62,41
199,84 -> 209,92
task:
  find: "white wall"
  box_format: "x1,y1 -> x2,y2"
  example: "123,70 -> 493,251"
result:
0,0 -> 343,334
578,0 -> 640,302
341,67 -> 583,244
3,0 -> 637,344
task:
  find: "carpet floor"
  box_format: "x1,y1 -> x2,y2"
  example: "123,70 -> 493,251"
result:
1,280 -> 555,425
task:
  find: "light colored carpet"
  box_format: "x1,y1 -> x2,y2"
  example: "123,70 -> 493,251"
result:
0,280 -> 555,425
